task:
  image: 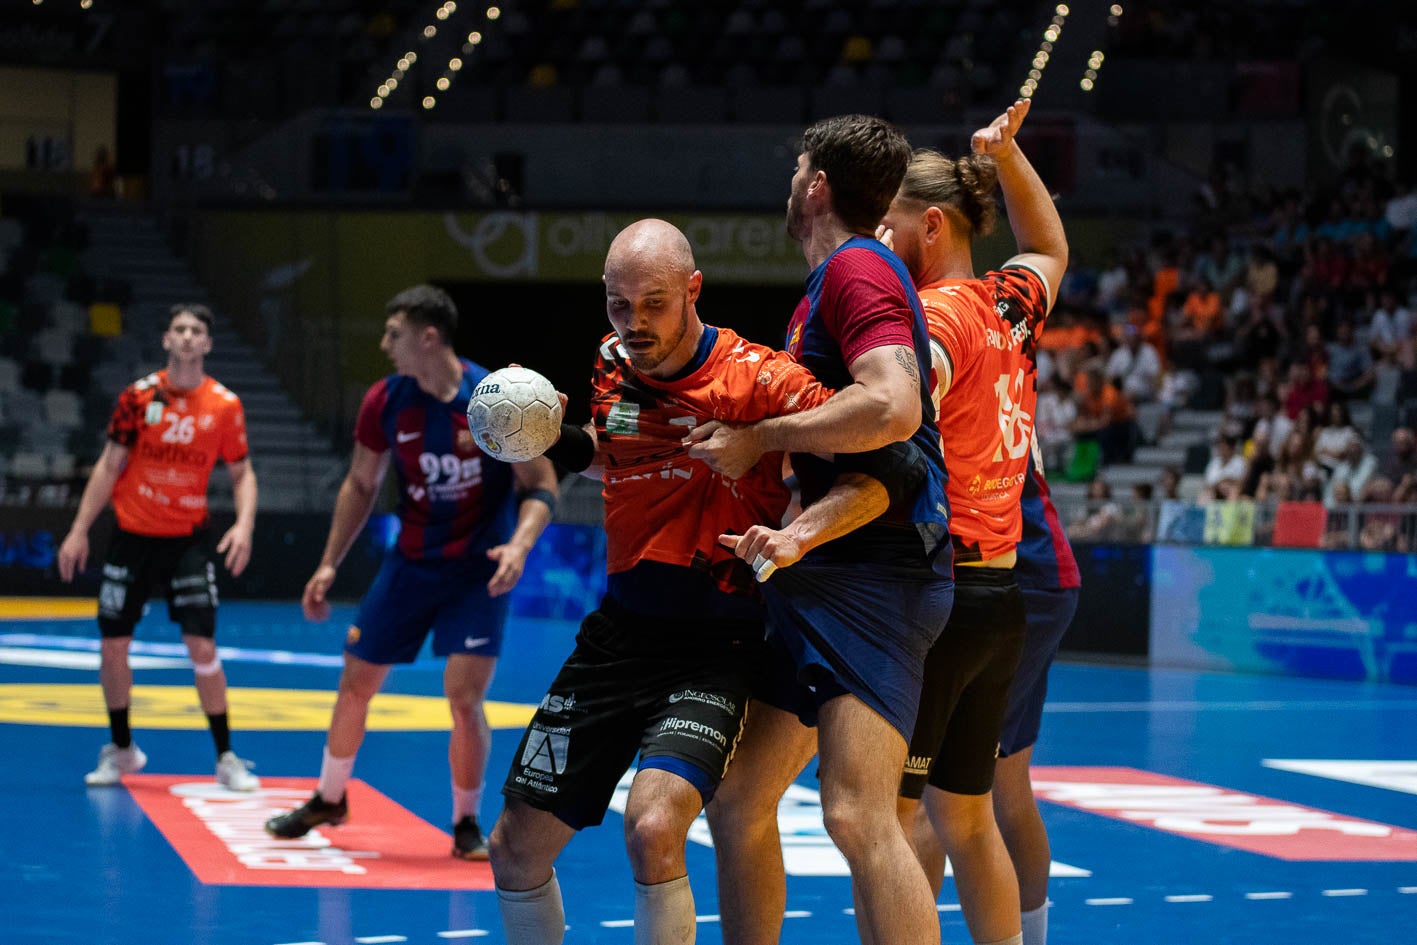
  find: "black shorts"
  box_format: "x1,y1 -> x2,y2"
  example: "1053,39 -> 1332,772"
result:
97,527 -> 217,639
501,598 -> 759,830
900,566 -> 1026,799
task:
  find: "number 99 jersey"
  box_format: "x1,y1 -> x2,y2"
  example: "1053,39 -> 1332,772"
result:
354,359 -> 516,561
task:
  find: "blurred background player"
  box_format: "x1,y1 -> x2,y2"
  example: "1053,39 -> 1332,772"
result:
57,303 -> 259,791
689,114 -> 953,945
264,284 -> 558,860
875,98 -> 1067,945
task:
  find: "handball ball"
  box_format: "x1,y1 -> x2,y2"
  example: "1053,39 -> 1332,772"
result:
466,366 -> 563,462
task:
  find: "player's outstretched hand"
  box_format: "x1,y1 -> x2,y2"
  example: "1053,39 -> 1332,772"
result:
719,527 -> 803,582
302,564 -> 337,622
684,420 -> 765,480
486,541 -> 530,597
216,523 -> 253,577
971,98 -> 1031,157
56,530 -> 87,583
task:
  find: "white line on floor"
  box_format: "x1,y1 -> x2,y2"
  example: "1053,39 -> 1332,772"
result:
1321,889 -> 1368,897
1046,700 -> 1417,713
1085,898 -> 1134,906
1245,892 -> 1294,900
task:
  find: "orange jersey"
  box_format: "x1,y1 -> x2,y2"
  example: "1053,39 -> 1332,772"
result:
922,264 -> 1051,563
106,370 -> 248,537
591,327 -> 832,597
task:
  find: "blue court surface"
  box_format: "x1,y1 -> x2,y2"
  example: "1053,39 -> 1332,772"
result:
4,599 -> 1417,945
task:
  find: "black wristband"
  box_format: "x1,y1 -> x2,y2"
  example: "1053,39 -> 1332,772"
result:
544,422 -> 596,473
834,439 -> 927,509
519,487 -> 558,517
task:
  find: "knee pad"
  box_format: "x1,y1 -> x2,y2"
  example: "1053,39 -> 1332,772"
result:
192,656 -> 223,677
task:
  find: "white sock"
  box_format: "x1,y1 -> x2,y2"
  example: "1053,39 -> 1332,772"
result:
316,745 -> 356,803
633,875 -> 695,945
497,872 -> 565,945
453,782 -> 484,822
1021,902 -> 1048,945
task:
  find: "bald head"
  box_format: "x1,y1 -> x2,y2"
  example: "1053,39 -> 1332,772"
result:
603,219 -> 704,378
605,218 -> 696,283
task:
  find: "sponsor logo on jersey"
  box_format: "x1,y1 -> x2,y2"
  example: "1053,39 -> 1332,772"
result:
538,692 -> 577,715
904,754 -> 933,776
659,716 -> 727,747
521,723 -> 570,775
137,441 -> 212,467
667,689 -> 737,715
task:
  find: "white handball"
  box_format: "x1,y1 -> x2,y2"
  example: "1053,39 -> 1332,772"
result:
465,366 -> 563,462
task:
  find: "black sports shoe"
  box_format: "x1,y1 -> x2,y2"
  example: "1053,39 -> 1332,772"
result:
265,792 -> 348,839
452,815 -> 488,860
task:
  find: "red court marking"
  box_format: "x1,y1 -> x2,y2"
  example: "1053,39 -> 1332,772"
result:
123,775 -> 493,889
1032,766 -> 1417,862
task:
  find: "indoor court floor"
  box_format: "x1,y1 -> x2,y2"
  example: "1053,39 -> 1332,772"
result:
4,598 -> 1416,945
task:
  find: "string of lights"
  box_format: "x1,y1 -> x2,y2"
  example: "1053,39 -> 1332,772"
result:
1082,4 -> 1124,93
1019,4 -> 1069,101
370,2 -> 502,112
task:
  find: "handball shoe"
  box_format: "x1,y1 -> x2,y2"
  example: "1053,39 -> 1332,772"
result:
265,791 -> 348,838
216,751 -> 260,791
452,815 -> 489,860
85,743 -> 147,786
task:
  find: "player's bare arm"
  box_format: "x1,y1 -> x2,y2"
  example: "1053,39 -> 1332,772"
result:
720,472 -> 889,581
57,441 -> 129,582
303,443 -> 390,621
975,99 -> 1068,309
216,457 -> 257,577
486,456 -> 559,598
685,344 -> 922,479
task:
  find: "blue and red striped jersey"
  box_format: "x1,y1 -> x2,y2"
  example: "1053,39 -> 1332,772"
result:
783,236 -> 951,569
1015,445 -> 1081,591
354,359 -> 516,560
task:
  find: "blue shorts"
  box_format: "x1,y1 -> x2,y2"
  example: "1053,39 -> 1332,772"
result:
757,559 -> 953,741
998,585 -> 1079,757
347,551 -> 509,665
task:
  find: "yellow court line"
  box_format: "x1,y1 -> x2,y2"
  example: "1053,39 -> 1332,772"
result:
0,598 -> 98,620
0,684 -> 537,730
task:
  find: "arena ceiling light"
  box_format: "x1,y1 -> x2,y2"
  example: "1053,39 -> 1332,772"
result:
371,2 -> 501,111
1084,5 -> 1123,92
1020,4 -> 1069,100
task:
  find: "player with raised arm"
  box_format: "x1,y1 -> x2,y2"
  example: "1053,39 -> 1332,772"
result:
488,219 -> 926,945
689,115 -> 954,945
58,304 -> 260,791
264,285 -> 558,860
872,99 -> 1067,945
